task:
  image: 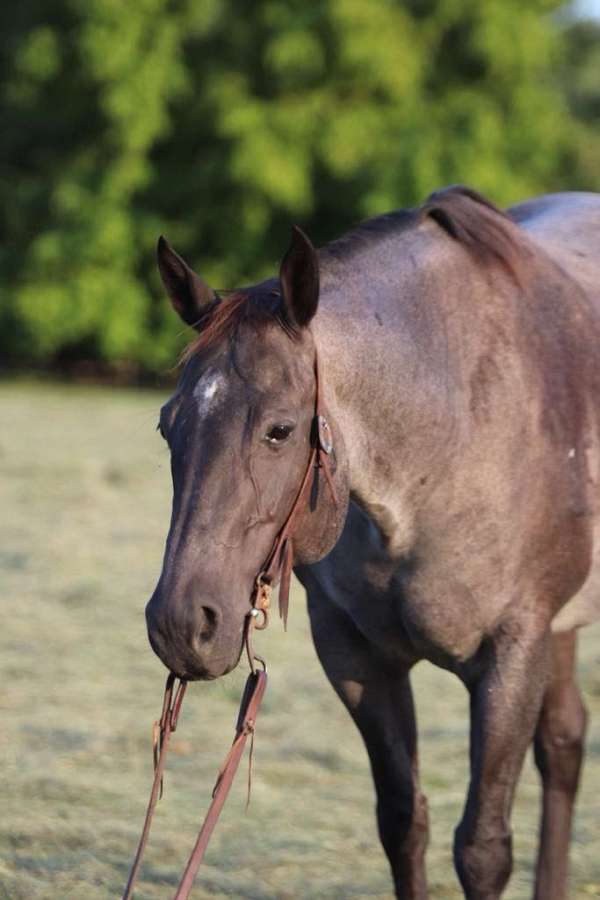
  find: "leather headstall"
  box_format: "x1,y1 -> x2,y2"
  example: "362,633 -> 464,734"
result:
250,350 -> 338,633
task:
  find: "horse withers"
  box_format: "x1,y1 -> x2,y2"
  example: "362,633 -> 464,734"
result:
145,186 -> 600,899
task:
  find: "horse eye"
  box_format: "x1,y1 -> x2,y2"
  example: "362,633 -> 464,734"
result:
265,423 -> 295,445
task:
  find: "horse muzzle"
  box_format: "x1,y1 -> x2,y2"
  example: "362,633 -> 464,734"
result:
145,588 -> 242,681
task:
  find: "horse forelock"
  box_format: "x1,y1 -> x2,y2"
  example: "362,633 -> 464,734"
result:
179,288 -> 297,365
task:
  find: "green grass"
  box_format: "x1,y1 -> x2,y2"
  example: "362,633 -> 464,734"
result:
1,379 -> 599,899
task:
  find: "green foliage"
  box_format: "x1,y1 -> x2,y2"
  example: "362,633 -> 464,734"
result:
0,0 -> 597,373
560,15 -> 600,190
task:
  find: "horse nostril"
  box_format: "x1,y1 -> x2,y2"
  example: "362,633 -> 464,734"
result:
198,605 -> 218,643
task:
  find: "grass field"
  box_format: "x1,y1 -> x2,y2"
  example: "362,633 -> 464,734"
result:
1,379 -> 599,900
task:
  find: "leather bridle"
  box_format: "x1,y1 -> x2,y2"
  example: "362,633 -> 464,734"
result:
123,348 -> 337,899
249,351 -> 338,633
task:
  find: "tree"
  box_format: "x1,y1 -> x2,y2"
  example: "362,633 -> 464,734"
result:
559,13 -> 600,191
0,0 -> 593,373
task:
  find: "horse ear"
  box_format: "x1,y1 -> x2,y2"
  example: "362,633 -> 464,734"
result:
279,225 -> 320,328
157,236 -> 216,329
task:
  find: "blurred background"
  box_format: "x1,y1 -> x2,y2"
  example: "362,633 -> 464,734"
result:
1,0 -> 600,379
1,2 -> 600,898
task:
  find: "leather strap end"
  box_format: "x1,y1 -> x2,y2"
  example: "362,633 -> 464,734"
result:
278,539 -> 293,631
321,456 -> 339,507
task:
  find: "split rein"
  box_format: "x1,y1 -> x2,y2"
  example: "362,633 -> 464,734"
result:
122,352 -> 337,899
122,646 -> 267,900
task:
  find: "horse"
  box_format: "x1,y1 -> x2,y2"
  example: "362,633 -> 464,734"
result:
145,186 -> 600,899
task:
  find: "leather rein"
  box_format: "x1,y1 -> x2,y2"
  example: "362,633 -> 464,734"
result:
123,350 -> 337,899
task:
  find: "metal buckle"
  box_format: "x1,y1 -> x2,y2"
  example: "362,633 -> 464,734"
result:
316,415 -> 333,454
251,574 -> 271,630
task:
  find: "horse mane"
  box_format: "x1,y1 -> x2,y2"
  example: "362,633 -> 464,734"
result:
180,186 -> 527,362
421,185 -> 529,281
325,184 -> 529,281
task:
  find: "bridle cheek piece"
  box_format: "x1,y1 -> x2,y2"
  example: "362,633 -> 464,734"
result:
248,351 -> 337,637
123,349 -> 337,900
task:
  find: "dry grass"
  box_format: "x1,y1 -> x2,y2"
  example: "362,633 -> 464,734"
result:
1,378 -> 599,899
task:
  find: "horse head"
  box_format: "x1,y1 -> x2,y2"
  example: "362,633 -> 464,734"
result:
145,228 -> 349,680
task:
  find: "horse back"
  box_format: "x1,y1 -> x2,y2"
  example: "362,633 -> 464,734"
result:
511,192 -> 600,631
511,192 -> 600,313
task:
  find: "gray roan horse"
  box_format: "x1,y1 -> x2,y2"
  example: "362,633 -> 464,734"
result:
146,186 -> 600,899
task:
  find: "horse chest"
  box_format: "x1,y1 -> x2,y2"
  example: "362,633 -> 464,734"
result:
309,508 -> 488,665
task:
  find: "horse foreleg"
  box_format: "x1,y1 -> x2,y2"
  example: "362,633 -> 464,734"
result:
454,622 -> 550,900
307,591 -> 429,900
533,629 -> 587,900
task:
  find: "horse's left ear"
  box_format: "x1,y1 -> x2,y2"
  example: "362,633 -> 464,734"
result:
279,225 -> 320,328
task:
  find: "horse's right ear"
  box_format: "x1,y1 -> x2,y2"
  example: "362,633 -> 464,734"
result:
279,225 -> 320,328
157,236 -> 216,329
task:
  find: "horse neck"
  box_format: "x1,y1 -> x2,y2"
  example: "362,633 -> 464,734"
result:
313,239 -> 492,549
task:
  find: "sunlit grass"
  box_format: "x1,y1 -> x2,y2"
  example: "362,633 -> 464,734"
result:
1,379 -> 599,899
